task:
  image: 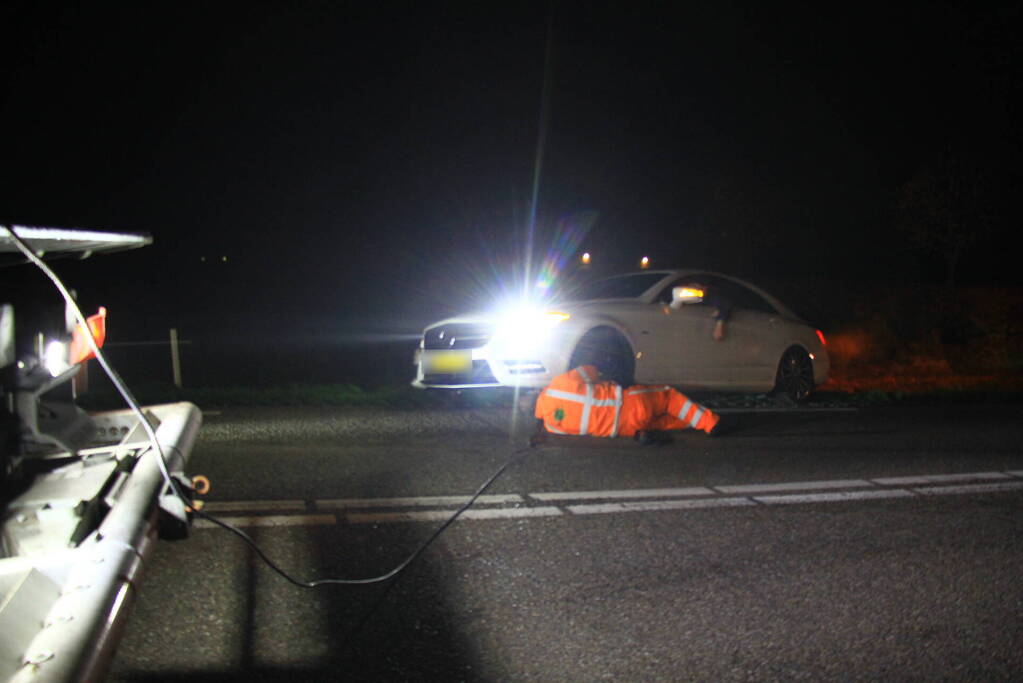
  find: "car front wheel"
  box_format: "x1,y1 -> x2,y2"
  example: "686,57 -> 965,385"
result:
773,346 -> 814,402
568,328 -> 635,387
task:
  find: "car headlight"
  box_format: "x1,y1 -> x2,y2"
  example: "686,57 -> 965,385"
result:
494,308 -> 570,353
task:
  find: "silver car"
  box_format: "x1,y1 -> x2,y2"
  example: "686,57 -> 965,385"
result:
413,269 -> 829,401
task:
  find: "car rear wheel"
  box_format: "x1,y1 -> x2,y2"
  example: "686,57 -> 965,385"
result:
569,328 -> 635,386
772,346 -> 814,402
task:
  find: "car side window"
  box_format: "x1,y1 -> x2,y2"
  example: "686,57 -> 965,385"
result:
712,278 -> 777,315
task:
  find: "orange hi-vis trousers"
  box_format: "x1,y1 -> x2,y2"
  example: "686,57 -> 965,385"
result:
534,365 -> 720,438
618,384 -> 719,436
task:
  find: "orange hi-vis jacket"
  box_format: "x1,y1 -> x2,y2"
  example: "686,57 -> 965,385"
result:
534,365 -> 719,437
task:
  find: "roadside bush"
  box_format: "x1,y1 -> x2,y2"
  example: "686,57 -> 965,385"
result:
775,280 -> 1023,377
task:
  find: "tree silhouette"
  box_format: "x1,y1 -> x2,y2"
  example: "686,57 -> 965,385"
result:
896,145 -> 993,287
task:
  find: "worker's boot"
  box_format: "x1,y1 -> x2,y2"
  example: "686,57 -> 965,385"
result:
707,415 -> 731,437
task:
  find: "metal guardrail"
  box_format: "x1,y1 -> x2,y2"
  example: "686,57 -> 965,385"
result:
93,329 -> 191,389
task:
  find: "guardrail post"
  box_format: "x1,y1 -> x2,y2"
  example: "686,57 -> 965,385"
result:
170,328 -> 182,389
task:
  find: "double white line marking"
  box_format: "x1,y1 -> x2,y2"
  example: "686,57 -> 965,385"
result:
196,469 -> 1023,528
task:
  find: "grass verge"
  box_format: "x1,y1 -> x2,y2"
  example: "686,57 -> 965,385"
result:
77,382 -> 520,411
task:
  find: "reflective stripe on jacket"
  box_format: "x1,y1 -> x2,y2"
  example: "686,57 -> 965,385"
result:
534,365 -> 624,437
535,366 -> 719,437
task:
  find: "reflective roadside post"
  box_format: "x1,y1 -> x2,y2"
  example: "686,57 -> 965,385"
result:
170,328 -> 182,389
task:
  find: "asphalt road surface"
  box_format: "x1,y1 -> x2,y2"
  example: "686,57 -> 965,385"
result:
109,400 -> 1023,681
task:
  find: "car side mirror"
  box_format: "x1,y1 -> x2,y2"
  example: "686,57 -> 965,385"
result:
670,286 -> 704,309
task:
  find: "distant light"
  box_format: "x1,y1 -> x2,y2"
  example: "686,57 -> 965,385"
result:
581,252 -> 591,265
640,256 -> 650,269
221,256 -> 228,263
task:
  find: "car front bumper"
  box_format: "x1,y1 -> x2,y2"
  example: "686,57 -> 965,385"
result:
412,345 -> 560,390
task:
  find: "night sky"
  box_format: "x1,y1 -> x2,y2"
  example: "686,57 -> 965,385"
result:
2,2 -> 1020,338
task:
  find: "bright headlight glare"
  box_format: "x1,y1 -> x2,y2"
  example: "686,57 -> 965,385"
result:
498,308 -> 569,331
494,308 -> 570,346
44,340 -> 70,377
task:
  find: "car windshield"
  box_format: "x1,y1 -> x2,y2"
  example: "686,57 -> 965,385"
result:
567,273 -> 667,300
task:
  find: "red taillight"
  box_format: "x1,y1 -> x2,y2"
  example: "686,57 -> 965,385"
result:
815,329 -> 827,347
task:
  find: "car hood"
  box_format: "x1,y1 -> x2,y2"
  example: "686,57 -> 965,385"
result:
422,311 -> 499,330
423,299 -> 640,330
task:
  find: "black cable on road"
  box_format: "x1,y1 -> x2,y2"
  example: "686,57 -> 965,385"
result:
192,443 -> 533,587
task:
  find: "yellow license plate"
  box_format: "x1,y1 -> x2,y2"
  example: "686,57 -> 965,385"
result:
422,350 -> 471,373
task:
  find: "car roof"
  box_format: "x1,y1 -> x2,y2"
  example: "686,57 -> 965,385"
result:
578,269 -> 801,321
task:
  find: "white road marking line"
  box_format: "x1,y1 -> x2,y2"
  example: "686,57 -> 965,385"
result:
346,506 -> 563,524
753,489 -> 916,505
530,487 -> 715,502
567,497 -> 755,515
203,500 -> 307,513
912,481 -> 1023,496
195,513 -> 336,529
319,493 -> 524,509
194,469 -> 1023,528
715,479 -> 873,494
872,472 -> 1011,486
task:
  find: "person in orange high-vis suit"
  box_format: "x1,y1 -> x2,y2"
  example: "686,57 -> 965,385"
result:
532,365 -> 720,443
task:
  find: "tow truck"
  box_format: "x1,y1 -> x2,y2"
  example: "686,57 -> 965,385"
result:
0,226 -> 202,682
